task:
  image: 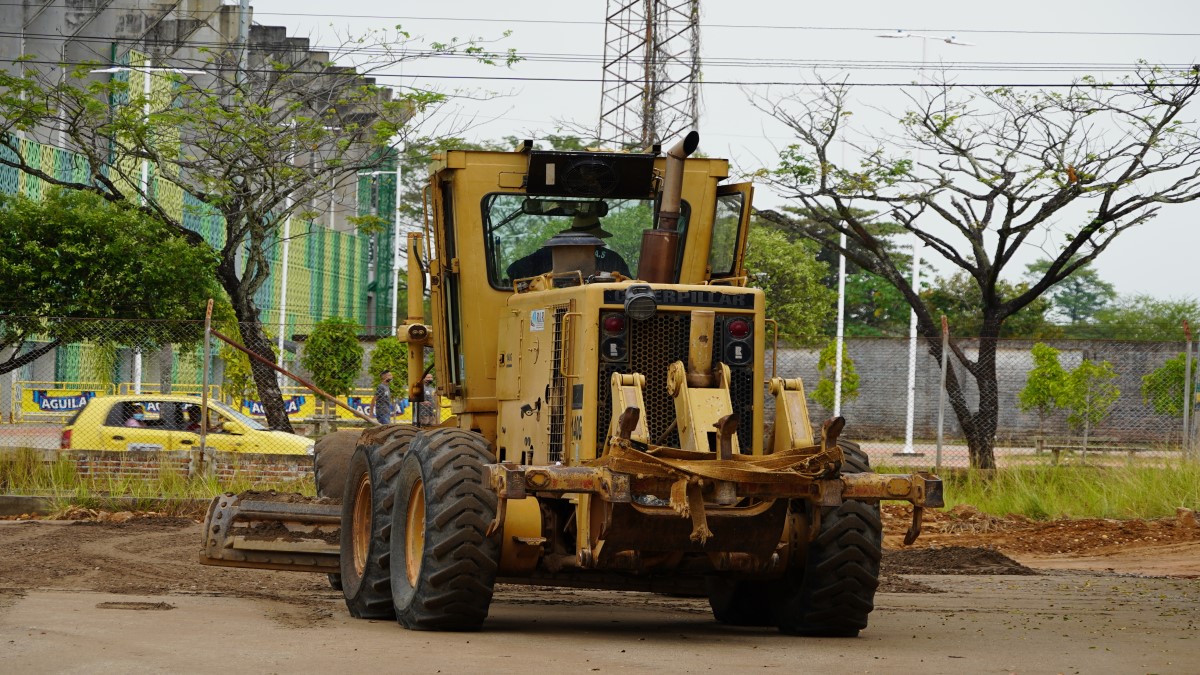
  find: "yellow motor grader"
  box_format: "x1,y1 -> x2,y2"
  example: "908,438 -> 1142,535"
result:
201,132 -> 942,636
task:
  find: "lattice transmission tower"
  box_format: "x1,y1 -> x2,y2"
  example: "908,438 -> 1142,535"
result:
597,0 -> 701,150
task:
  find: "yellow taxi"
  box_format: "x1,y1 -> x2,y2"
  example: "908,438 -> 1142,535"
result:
61,394 -> 315,455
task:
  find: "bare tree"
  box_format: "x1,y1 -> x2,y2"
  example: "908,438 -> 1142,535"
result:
753,67 -> 1200,468
0,29 -> 515,430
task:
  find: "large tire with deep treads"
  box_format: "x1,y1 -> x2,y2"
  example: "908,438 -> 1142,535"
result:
314,430 -> 364,592
775,440 -> 882,636
389,428 -> 501,631
706,439 -> 877,629
314,430 -> 364,499
339,425 -> 418,619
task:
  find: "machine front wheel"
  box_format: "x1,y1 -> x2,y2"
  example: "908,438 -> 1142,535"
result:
775,441 -> 882,636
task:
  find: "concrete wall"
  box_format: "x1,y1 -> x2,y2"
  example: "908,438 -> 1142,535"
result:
773,338 -> 1189,445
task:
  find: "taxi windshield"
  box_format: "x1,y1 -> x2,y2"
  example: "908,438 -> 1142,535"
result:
212,400 -> 267,430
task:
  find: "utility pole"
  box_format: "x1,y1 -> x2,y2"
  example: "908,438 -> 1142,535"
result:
598,0 -> 701,149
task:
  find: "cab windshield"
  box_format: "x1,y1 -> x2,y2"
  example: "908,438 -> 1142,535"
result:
483,194 -> 689,288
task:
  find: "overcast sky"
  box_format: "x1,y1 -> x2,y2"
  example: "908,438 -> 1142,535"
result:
253,0 -> 1200,300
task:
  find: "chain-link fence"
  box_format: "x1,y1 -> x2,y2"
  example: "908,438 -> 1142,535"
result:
0,317 -> 449,463
771,336 -> 1200,470
2,317 -> 1197,471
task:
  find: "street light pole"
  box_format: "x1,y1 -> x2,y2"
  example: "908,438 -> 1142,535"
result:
877,30 -> 973,457
902,244 -> 922,455
277,126 -> 297,375
391,141 -> 404,337
833,231 -> 847,417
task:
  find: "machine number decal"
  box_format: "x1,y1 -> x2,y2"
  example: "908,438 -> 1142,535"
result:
530,309 -> 546,332
571,413 -> 584,440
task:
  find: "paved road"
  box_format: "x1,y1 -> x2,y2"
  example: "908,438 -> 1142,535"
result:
2,573 -> 1196,673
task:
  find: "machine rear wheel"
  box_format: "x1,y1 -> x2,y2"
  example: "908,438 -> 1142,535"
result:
338,426 -> 417,619
706,577 -> 779,627
390,428 -> 500,631
314,430 -> 363,499
314,430 -> 363,592
775,441 -> 882,637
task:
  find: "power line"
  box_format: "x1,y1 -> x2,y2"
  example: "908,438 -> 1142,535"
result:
14,57 -> 1184,89
4,4 -> 1199,37
177,10 -> 1200,38
7,32 -> 1190,76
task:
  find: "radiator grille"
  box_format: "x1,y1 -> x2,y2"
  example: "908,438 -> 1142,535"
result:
596,312 -> 755,452
548,305 -> 569,463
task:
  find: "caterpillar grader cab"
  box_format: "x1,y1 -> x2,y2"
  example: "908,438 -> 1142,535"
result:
201,132 -> 943,636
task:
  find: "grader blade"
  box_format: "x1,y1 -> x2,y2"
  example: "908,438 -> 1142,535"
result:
199,491 -> 342,573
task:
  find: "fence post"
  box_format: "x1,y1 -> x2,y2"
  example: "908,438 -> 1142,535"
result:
197,298 -> 213,478
1184,321 -> 1193,460
935,316 -> 949,473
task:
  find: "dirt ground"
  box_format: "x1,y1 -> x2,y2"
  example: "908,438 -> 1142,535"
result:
1,505 -> 1198,673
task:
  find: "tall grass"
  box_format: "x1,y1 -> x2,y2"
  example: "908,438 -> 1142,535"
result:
905,462 -> 1200,520
0,448 -> 314,516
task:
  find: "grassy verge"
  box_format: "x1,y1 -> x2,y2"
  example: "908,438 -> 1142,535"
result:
878,462 -> 1200,520
0,448 -> 314,516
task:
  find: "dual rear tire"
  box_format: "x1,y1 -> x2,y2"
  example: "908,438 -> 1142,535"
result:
389,429 -> 501,631
337,426 -> 501,630
338,426 -> 417,619
313,430 -> 364,592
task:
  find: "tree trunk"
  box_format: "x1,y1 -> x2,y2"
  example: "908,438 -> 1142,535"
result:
239,319 -> 293,432
926,329 -> 1000,470
158,345 -> 174,394
217,256 -> 295,433
966,336 -> 1000,470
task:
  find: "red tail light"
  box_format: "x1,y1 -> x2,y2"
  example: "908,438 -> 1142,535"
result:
603,314 -> 626,334
60,429 -> 72,449
727,318 -> 751,339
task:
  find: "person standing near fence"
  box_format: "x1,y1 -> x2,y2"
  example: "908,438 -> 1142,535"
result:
416,374 -> 439,426
374,370 -> 394,425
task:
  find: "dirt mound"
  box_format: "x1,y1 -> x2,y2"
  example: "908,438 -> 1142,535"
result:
881,503 -> 1200,556
884,546 -> 1036,576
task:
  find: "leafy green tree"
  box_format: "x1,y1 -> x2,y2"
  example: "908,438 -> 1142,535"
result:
843,271 -> 911,337
1088,295 -> 1200,341
923,273 -> 1061,339
753,67 -> 1200,468
0,31 -> 515,432
1141,353 -> 1193,418
1018,343 -> 1070,434
301,317 -> 364,399
754,206 -> 911,336
0,189 -> 220,374
1024,257 -> 1116,326
369,337 -> 409,389
812,340 -> 860,411
744,227 -> 836,343
1063,358 -> 1121,450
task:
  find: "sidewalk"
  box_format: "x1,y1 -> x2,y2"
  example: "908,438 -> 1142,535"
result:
0,424 -> 61,450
